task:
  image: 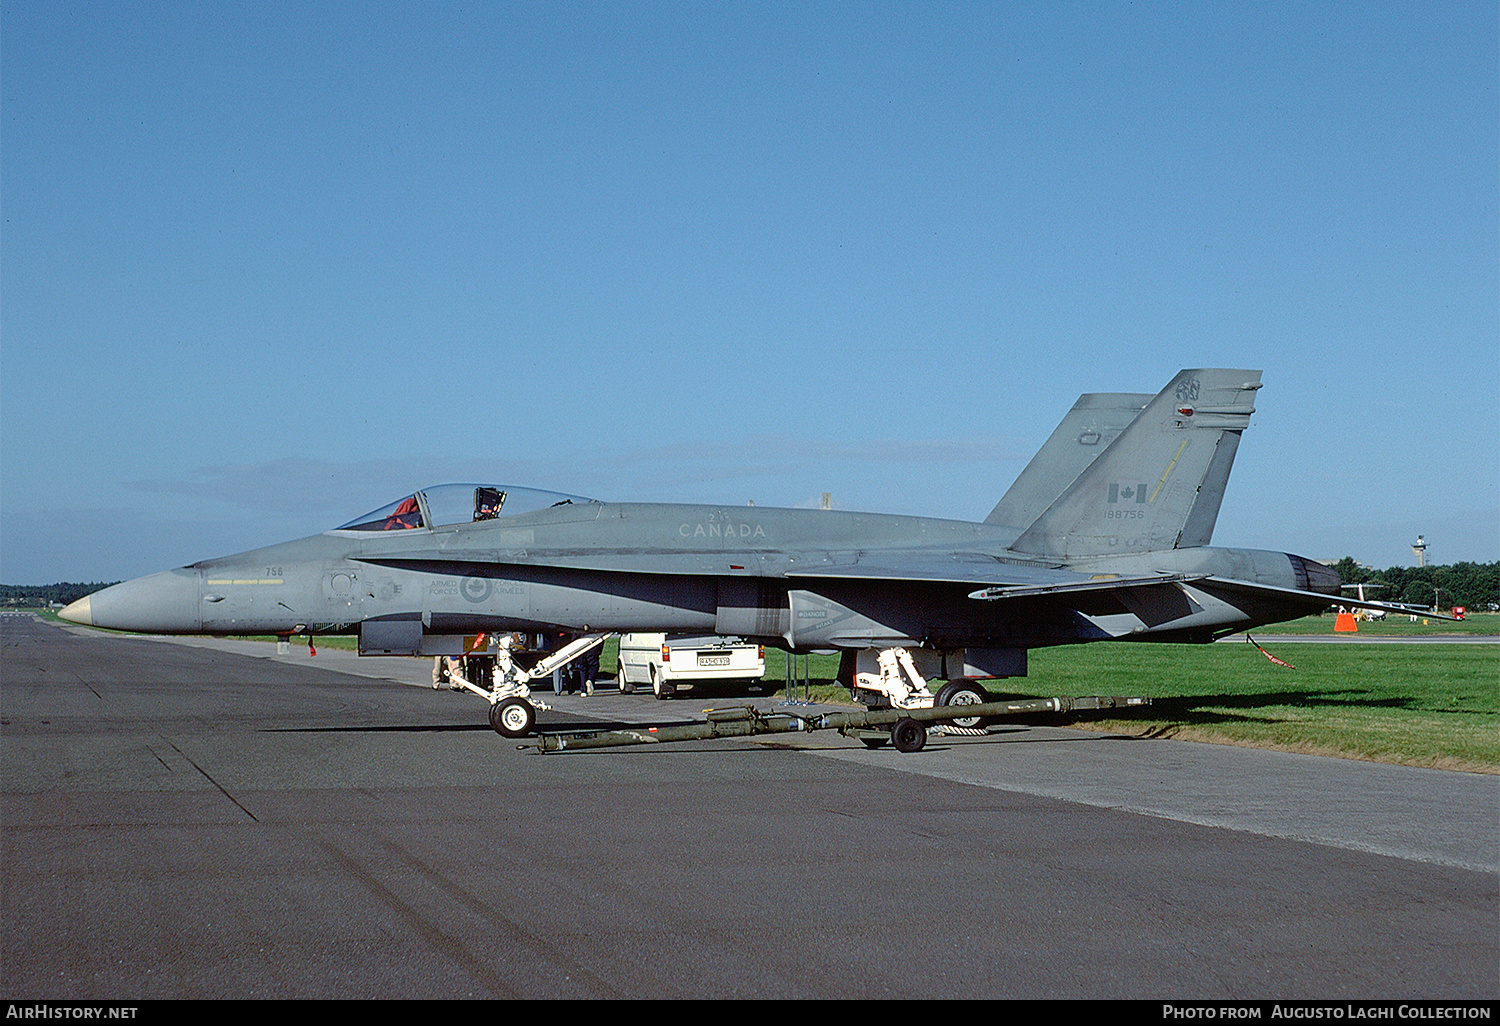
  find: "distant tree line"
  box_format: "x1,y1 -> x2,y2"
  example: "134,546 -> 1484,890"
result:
0,582 -> 119,607
1328,559 -> 1500,611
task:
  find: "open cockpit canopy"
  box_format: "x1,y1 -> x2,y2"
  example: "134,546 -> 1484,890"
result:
335,484 -> 598,532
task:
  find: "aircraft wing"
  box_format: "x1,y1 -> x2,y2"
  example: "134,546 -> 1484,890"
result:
360,547 -> 1199,598
358,547 -> 1440,619
784,558 -> 1207,597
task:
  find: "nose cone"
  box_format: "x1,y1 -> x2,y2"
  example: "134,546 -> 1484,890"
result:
61,569 -> 202,633
58,596 -> 92,625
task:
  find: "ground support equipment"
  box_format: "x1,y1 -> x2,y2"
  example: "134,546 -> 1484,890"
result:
526,694 -> 1150,753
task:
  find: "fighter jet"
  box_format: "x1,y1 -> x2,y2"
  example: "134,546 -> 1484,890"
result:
62,369 -> 1405,737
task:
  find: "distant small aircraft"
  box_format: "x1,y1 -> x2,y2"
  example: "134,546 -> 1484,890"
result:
1341,583 -> 1388,620
64,369 -> 1421,737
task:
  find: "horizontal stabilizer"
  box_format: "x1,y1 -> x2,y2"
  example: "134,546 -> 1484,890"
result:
1201,577 -> 1461,621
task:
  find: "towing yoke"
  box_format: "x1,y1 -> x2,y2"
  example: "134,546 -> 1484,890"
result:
443,637 -> 1149,752
528,695 -> 1151,754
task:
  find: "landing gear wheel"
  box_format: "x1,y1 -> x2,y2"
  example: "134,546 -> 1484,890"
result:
936,679 -> 992,729
890,717 -> 928,753
489,697 -> 536,738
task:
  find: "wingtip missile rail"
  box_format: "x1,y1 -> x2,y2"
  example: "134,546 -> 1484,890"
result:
523,695 -> 1151,754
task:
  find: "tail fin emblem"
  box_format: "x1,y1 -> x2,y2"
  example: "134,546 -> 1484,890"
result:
1108,483 -> 1149,504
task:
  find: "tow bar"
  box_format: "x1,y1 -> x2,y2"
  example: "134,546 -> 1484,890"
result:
525,695 -> 1150,753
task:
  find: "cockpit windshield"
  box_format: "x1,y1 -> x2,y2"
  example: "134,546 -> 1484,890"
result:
338,494 -> 427,532
335,484 -> 598,532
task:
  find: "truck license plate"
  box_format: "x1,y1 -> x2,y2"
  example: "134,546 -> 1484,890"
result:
697,654 -> 731,667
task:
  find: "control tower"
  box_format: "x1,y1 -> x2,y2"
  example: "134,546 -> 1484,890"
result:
1411,535 -> 1427,567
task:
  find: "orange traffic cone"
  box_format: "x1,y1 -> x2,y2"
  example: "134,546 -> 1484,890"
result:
1334,612 -> 1358,632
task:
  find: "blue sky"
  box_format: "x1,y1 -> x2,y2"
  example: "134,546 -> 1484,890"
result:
2,1 -> 1495,583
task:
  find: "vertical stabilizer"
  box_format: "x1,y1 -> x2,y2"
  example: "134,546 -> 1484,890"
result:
985,392 -> 1152,534
1010,369 -> 1262,558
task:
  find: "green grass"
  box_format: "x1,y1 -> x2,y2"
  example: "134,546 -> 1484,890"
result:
1249,611 -> 1497,636
746,638 -> 1498,774
1021,641 -> 1498,773
737,633 -> 1500,774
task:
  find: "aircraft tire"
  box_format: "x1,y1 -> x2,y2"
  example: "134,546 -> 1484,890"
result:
490,697 -> 536,738
936,679 -> 993,730
891,717 -> 927,753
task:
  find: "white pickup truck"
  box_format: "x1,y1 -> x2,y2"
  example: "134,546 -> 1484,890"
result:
616,633 -> 767,699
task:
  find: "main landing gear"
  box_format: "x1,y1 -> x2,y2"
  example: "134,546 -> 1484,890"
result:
850,646 -> 996,747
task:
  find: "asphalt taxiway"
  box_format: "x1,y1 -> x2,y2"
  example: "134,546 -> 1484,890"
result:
2,615 -> 1495,999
